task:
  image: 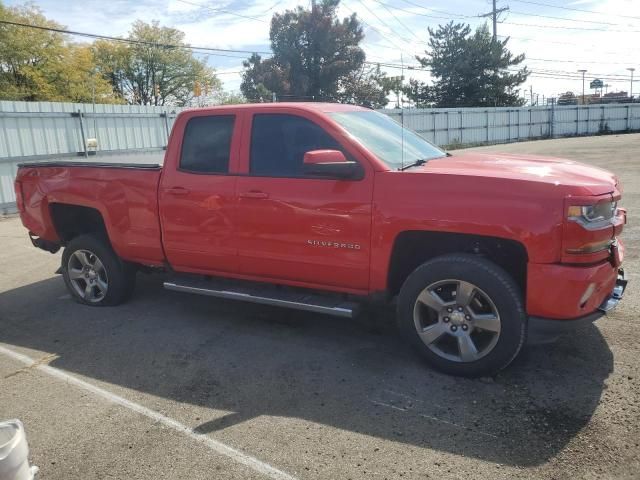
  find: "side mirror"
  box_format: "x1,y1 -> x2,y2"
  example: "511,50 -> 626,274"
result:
303,150 -> 360,179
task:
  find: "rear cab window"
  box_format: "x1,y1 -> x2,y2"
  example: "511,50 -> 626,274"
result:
180,115 -> 235,174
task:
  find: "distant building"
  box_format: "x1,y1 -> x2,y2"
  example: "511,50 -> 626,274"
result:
558,90 -> 635,106
600,91 -> 629,104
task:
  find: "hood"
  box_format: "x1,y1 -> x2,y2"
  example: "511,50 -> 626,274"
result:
415,152 -> 617,195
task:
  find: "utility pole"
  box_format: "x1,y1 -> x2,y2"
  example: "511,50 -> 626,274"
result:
492,0 -> 498,41
530,85 -> 533,106
628,68 -> 635,101
578,69 -> 587,104
480,0 -> 509,40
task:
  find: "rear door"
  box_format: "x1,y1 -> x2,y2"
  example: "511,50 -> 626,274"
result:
234,111 -> 373,292
159,112 -> 241,274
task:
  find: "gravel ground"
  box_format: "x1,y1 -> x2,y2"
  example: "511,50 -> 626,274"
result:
1,133 -> 639,479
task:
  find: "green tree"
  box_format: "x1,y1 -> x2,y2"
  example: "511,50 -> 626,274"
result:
402,78 -> 433,108
0,2 -> 117,102
241,0 -> 387,107
56,44 -> 116,103
338,64 -> 391,108
406,22 -> 528,107
379,75 -> 404,108
240,53 -> 286,102
213,91 -> 247,105
93,20 -> 220,106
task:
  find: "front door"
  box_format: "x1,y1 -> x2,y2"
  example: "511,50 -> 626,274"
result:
235,112 -> 373,292
159,113 -> 240,274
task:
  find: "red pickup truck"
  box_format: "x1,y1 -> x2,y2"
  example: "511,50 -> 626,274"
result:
15,103 -> 627,376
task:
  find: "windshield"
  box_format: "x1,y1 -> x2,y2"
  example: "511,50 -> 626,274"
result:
329,110 -> 446,170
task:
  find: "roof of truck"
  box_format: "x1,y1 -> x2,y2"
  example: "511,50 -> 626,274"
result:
179,102 -> 370,115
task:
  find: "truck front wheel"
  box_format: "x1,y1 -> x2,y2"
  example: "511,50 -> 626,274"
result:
397,254 -> 526,377
62,235 -> 136,306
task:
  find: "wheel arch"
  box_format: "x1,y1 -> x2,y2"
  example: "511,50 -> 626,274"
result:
387,230 -> 528,299
49,203 -> 112,247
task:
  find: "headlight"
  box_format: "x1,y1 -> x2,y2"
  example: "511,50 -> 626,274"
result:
568,201 -> 617,224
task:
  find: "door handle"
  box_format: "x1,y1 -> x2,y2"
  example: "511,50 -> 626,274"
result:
240,191 -> 269,199
165,186 -> 190,195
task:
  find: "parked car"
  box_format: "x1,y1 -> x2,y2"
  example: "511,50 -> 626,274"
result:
14,103 -> 627,376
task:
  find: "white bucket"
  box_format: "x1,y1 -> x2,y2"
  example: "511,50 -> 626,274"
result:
0,420 -> 38,480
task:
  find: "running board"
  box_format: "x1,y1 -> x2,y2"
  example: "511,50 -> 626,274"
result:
163,278 -> 359,318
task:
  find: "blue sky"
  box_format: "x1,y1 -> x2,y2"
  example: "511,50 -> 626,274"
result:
7,0 -> 640,103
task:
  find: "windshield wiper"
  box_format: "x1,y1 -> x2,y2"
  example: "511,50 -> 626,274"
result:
398,159 -> 427,171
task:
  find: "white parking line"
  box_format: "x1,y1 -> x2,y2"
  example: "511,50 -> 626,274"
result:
0,345 -> 297,480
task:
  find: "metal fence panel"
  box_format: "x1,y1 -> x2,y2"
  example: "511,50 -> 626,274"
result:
0,100 -> 182,159
2,101 -> 640,213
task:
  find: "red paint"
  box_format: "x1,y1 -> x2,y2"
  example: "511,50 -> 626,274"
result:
303,149 -> 347,164
527,242 -> 623,319
16,103 -> 625,320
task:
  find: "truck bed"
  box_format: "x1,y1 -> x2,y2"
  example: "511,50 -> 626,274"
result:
17,148 -> 165,170
16,158 -> 165,266
17,161 -> 161,169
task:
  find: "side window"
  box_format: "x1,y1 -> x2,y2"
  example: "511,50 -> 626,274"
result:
250,114 -> 343,177
180,115 -> 235,173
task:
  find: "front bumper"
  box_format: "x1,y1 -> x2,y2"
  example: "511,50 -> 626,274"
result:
527,239 -> 624,319
528,269 -> 627,341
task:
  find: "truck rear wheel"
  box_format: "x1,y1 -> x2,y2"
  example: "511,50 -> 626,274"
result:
62,235 -> 136,306
397,254 -> 526,377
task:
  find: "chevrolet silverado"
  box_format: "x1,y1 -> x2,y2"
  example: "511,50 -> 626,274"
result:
14,103 -> 627,376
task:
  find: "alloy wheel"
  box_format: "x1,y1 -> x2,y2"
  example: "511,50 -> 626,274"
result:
413,279 -> 501,363
67,249 -> 109,303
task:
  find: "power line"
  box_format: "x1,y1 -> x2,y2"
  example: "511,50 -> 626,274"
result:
509,0 -> 640,21
500,34 -> 640,55
353,0 -> 428,47
341,2 -> 419,54
507,67 -> 638,83
4,12 -> 637,91
527,57 -> 640,66
257,0 -> 286,14
0,19 -> 272,58
365,59 -> 635,84
362,54 -> 635,80
365,61 -> 429,72
365,41 -> 410,51
370,0 -> 640,31
368,0 -> 424,42
395,0 -> 473,19
174,0 -> 267,23
508,10 -> 634,27
390,0 -> 640,30
503,20 -> 640,33
526,69 -> 635,80
375,0 -> 467,20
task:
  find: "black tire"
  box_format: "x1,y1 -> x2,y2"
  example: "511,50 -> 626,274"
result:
397,253 -> 526,377
62,234 -> 136,306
